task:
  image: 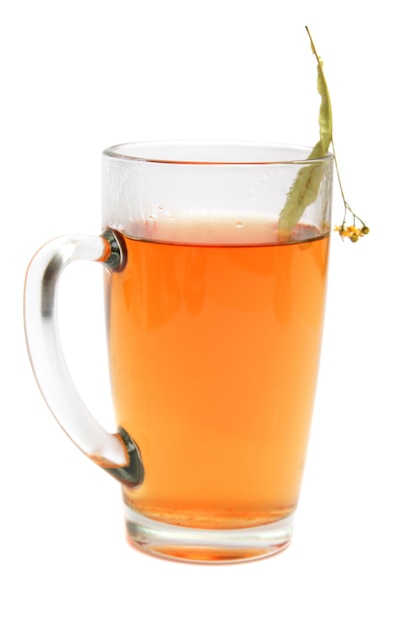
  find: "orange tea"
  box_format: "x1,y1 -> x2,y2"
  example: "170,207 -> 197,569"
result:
24,141 -> 333,562
105,221 -> 329,530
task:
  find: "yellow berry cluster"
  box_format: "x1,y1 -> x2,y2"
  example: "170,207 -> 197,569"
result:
334,223 -> 370,243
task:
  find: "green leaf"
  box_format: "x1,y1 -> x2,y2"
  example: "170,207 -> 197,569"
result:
278,28 -> 332,237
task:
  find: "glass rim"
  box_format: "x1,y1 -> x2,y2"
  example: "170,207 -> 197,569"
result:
103,140 -> 333,166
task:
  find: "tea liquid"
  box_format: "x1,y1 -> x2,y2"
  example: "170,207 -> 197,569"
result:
106,221 -> 329,529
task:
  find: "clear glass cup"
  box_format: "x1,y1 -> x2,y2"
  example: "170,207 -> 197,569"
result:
24,141 -> 333,563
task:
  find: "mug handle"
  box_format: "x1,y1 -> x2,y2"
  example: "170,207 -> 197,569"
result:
24,229 -> 144,487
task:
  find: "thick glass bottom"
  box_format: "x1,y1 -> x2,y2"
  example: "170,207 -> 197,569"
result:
124,505 -> 294,563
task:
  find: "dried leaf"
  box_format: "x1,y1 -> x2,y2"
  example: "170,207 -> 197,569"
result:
313,32 -> 332,155
278,28 -> 332,237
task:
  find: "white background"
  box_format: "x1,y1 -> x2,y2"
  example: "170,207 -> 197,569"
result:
1,1 -> 400,624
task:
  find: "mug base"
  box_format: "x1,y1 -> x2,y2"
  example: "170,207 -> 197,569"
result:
124,505 -> 294,563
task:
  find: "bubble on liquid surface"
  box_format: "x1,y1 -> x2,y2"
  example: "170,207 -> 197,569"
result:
235,221 -> 244,228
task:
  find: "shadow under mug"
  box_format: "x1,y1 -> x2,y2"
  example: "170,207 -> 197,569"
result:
24,141 -> 333,563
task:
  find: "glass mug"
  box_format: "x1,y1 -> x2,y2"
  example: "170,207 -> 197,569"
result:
24,141 -> 333,563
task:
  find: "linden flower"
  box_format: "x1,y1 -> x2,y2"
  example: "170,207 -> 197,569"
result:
334,223 -> 370,243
